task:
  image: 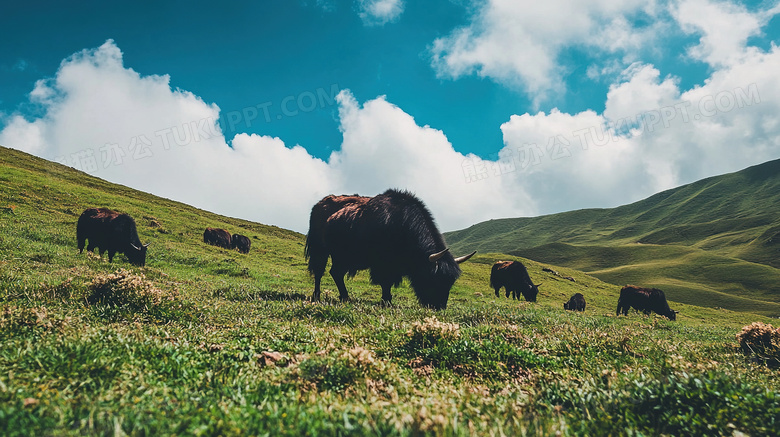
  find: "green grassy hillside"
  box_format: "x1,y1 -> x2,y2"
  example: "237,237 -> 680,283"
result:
1,145 -> 779,436
446,159 -> 780,316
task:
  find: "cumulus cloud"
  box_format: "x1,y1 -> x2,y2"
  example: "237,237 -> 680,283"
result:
673,0 -> 765,67
496,47 -> 780,211
356,0 -> 404,26
0,40 -> 534,233
430,0 -> 660,100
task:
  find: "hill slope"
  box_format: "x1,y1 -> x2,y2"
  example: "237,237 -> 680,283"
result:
2,145 -> 780,436
446,159 -> 780,316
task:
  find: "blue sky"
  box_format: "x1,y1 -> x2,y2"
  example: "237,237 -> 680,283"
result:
2,0 -> 780,232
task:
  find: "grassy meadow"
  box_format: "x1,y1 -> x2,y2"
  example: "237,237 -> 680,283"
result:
1,145 -> 779,436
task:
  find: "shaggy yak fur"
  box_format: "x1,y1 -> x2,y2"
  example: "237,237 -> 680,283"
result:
616,285 -> 678,321
564,293 -> 586,311
203,227 -> 232,249
489,261 -> 540,302
231,233 -> 251,254
77,208 -> 149,266
304,189 -> 475,309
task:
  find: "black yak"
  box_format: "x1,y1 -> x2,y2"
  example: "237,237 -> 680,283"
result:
616,285 -> 678,321
232,233 -> 251,254
204,227 -> 232,249
564,293 -> 586,311
76,208 -> 150,266
490,261 -> 540,302
304,189 -> 475,309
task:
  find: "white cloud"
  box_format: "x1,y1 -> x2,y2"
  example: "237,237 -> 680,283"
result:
672,0 -> 770,67
604,63 -> 680,122
357,0 -> 404,26
430,0 -> 660,100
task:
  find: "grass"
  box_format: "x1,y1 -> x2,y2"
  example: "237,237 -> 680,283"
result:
1,145 -> 780,435
445,158 -> 780,317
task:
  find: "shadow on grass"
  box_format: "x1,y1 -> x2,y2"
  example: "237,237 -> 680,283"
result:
214,285 -> 310,303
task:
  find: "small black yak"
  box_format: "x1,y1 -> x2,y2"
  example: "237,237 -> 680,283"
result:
304,189 -> 475,309
76,208 -> 150,266
564,293 -> 586,311
203,227 -> 232,249
490,261 -> 540,302
616,285 -> 678,320
232,233 -> 251,254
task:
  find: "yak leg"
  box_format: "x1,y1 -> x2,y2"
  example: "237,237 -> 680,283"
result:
381,283 -> 393,305
329,266 -> 349,301
309,255 -> 328,302
311,274 -> 323,302
78,237 -> 86,253
495,287 -> 501,298
107,250 -> 115,263
506,288 -> 511,299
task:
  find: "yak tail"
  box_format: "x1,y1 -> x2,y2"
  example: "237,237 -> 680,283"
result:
304,231 -> 329,277
489,264 -> 499,289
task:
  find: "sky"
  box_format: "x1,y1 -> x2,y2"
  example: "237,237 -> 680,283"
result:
1,0 -> 780,233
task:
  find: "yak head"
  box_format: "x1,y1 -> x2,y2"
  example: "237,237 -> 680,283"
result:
522,283 -> 541,302
410,249 -> 476,310
665,308 -> 679,321
127,242 -> 151,266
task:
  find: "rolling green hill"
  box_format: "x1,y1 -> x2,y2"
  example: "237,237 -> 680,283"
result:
2,145 -> 780,435
445,158 -> 780,316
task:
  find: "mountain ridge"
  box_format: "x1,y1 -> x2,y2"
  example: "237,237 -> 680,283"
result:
445,158 -> 780,314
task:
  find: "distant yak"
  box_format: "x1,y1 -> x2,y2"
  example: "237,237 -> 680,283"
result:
203,227 -> 232,249
490,261 -> 540,302
304,189 -> 475,309
77,208 -> 150,266
564,293 -> 586,311
232,233 -> 251,254
616,285 -> 678,321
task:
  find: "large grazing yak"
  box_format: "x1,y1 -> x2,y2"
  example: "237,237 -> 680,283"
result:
490,261 -> 540,302
77,208 -> 150,266
616,285 -> 678,321
304,189 -> 476,309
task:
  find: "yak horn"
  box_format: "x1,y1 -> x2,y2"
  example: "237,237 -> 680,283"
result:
428,248 -> 450,263
454,251 -> 477,264
143,242 -> 151,247
131,244 -> 141,251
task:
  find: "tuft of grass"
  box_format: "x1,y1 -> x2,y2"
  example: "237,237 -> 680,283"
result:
85,269 -> 192,323
736,322 -> 780,368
